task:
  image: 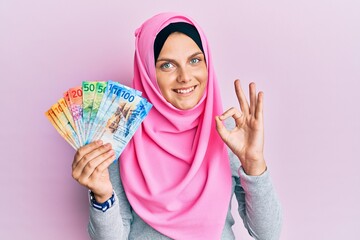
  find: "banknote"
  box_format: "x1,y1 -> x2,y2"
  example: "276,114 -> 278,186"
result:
123,97 -> 152,138
86,82 -> 116,142
45,80 -> 152,158
45,109 -> 77,149
58,98 -> 76,130
63,91 -> 78,133
86,81 -> 107,144
87,81 -> 135,141
51,102 -> 80,148
82,81 -> 97,141
66,86 -> 85,146
89,82 -> 128,141
96,93 -> 152,159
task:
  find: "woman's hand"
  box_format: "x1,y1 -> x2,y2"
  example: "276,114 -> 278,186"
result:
215,80 -> 267,176
72,140 -> 116,203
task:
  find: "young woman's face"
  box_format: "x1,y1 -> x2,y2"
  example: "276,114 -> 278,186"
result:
155,32 -> 208,110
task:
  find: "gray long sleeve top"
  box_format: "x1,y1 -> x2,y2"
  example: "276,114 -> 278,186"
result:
87,149 -> 282,240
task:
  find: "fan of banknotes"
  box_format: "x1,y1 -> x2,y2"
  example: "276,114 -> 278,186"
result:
45,80 -> 152,159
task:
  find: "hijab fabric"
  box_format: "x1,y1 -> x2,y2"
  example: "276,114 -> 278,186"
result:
153,22 -> 204,62
120,12 -> 232,240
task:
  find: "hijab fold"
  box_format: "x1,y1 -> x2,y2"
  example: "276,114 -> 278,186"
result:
120,12 -> 232,240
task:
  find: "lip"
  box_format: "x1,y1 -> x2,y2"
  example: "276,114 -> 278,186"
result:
172,85 -> 197,95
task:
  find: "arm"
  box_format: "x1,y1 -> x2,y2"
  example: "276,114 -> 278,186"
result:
216,80 -> 282,239
88,161 -> 133,240
71,141 -> 132,240
232,158 -> 282,239
225,124 -> 282,239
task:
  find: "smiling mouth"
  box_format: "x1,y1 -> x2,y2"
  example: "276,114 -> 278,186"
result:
173,86 -> 196,94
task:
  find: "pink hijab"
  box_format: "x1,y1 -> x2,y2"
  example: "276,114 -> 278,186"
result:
120,13 -> 232,239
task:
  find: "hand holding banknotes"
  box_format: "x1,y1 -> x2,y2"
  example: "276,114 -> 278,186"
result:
72,140 -> 115,202
46,81 -> 152,203
45,81 -> 152,201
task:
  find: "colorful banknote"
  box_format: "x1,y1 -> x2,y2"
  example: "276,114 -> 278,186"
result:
82,81 -> 97,139
45,110 -> 77,149
50,102 -> 80,148
90,81 -> 141,141
87,82 -> 107,144
66,86 -> 85,146
45,80 -> 152,160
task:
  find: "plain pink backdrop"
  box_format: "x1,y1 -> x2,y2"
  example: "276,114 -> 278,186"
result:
1,0 -> 359,239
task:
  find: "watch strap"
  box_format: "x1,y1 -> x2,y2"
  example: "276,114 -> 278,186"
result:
89,190 -> 115,212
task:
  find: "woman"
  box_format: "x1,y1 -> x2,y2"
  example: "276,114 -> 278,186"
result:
72,13 -> 282,239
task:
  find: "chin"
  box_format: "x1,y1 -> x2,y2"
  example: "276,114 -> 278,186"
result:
177,106 -> 193,110
174,102 -> 198,110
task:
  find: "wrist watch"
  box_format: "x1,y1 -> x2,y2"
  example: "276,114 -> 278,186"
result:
89,190 -> 115,212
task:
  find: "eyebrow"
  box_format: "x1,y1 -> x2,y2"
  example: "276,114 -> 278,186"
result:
156,51 -> 204,63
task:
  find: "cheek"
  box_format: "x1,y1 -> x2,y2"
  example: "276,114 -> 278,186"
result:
156,74 -> 176,103
156,72 -> 168,95
196,65 -> 208,84
159,83 -> 170,100
199,71 -> 208,87
199,73 -> 208,96
202,72 -> 208,84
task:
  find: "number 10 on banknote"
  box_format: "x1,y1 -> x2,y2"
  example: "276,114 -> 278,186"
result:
45,81 -> 152,160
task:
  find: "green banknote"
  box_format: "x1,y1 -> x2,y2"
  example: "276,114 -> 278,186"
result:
82,81 -> 97,140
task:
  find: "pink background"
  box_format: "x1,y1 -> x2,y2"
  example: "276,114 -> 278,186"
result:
1,1 -> 359,239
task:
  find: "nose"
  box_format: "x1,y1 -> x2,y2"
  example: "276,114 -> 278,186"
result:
177,66 -> 192,83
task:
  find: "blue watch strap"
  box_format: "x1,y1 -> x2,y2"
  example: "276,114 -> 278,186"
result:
89,190 -> 115,212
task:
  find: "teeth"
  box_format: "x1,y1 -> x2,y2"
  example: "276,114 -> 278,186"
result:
175,86 -> 195,94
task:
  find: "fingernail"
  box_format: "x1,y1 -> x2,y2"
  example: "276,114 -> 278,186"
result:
97,140 -> 103,145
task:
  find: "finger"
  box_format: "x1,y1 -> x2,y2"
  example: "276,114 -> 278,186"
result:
88,153 -> 117,182
73,140 -> 103,168
78,149 -> 115,184
219,107 -> 243,126
234,80 -> 250,115
72,143 -> 112,179
256,91 -> 264,121
249,82 -> 256,116
74,143 -> 112,174
215,116 -> 229,141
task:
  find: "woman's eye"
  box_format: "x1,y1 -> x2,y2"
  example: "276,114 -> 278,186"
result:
190,58 -> 200,64
161,62 -> 173,69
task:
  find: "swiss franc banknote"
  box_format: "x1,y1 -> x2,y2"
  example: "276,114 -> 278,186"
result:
45,81 -> 152,160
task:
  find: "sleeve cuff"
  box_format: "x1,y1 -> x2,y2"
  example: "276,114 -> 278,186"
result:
238,166 -> 273,196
